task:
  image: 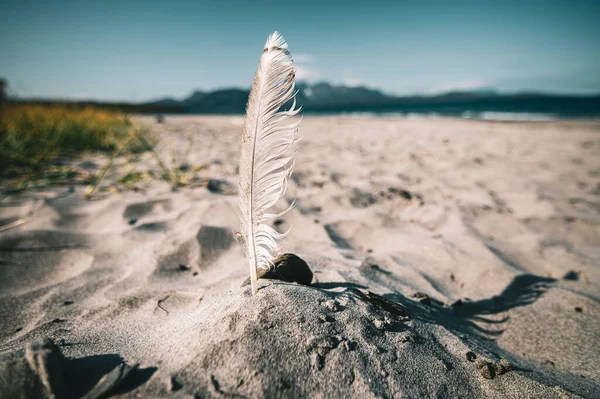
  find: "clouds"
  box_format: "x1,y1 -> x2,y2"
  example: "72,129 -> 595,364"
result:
295,66 -> 320,81
294,53 -> 320,82
293,53 -> 315,63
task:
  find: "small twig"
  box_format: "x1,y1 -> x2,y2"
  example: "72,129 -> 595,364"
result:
134,130 -> 173,184
0,218 -> 27,233
170,145 -> 180,188
157,294 -> 171,314
70,165 -> 92,180
0,198 -> 42,233
85,136 -> 132,199
186,129 -> 195,164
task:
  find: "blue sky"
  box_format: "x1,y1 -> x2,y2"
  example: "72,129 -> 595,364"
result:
1,0 -> 599,101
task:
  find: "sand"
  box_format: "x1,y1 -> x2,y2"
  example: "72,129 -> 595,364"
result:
1,115 -> 599,398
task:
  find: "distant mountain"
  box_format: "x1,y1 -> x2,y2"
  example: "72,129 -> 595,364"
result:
143,82 -> 600,117
182,90 -> 207,107
146,97 -> 181,108
145,82 -> 394,114
295,82 -> 390,107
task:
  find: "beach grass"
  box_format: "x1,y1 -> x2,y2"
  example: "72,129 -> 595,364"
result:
0,102 -> 148,188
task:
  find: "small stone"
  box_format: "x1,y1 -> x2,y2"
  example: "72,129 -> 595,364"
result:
575,306 -> 583,313
480,363 -> 495,380
494,359 -> 511,375
178,264 -> 191,271
475,359 -> 488,369
63,300 -> 74,306
128,217 -> 138,225
206,179 -> 236,195
466,351 -> 477,362
240,253 -> 313,287
563,270 -> 580,281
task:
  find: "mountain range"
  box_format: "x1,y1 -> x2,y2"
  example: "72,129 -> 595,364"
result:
145,82 -> 600,117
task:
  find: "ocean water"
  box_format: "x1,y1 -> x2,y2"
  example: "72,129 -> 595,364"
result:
311,110 -> 573,121
302,97 -> 600,121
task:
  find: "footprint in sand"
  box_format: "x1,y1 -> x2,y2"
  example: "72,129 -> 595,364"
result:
122,199 -> 173,221
0,231 -> 93,297
154,225 -> 235,277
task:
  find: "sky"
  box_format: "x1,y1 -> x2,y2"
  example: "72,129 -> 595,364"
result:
1,0 -> 599,101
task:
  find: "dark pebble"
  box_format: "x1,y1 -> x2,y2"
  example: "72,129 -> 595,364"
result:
563,270 -> 579,280
480,363 -> 495,379
207,179 -> 236,195
493,359 -> 511,375
466,351 -> 477,362
240,253 -> 313,287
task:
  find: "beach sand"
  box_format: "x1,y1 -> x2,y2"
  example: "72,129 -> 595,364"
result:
1,116 -> 599,398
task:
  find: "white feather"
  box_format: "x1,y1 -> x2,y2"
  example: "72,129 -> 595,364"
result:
238,31 -> 301,295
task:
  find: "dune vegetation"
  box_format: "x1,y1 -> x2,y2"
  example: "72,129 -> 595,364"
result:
0,102 -> 147,188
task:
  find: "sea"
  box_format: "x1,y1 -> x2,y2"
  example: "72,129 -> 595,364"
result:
301,97 -> 600,121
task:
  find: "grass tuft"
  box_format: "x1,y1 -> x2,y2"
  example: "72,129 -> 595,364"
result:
0,102 -> 207,196
0,103 -> 143,183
